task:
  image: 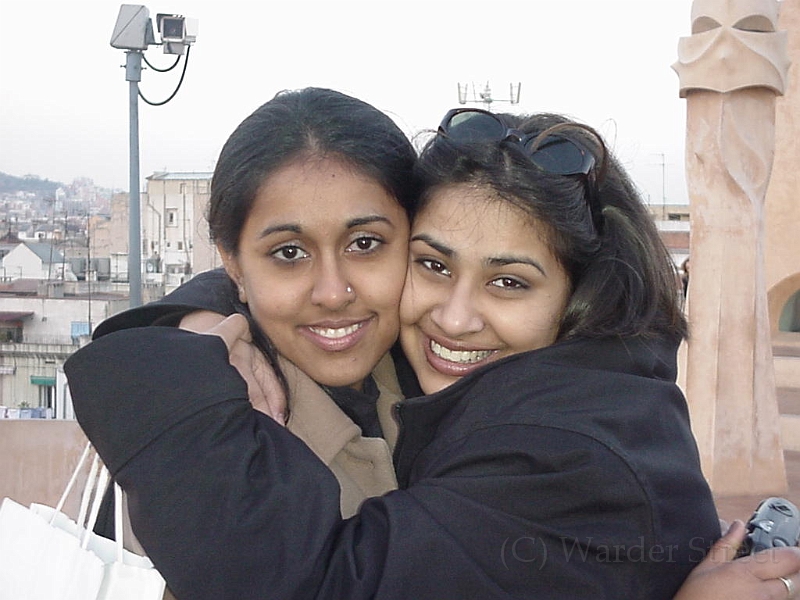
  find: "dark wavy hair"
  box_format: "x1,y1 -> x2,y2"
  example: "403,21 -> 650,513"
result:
414,112 -> 687,342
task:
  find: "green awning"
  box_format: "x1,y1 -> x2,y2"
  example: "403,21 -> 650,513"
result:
30,375 -> 55,386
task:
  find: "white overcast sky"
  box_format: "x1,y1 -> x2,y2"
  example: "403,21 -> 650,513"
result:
0,0 -> 695,205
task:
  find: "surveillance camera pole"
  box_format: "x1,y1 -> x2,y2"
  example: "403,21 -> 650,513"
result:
126,50 -> 143,307
112,5 -> 196,308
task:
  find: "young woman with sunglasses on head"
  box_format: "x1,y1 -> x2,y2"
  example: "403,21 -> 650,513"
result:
66,106 -> 800,599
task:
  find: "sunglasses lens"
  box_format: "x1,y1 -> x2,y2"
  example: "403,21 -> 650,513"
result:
440,110 -> 596,176
524,135 -> 594,175
446,111 -> 506,143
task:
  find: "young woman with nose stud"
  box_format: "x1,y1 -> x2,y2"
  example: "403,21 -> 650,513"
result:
67,106 -> 800,600
79,88 -> 421,597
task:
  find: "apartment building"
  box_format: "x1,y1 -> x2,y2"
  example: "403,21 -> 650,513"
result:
141,172 -> 220,289
86,172 -> 222,292
0,281 -> 128,415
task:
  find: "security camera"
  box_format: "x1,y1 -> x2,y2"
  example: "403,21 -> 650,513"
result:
156,13 -> 198,54
156,14 -> 198,43
157,14 -> 184,42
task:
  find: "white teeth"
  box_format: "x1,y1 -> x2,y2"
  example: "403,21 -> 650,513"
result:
310,323 -> 363,339
430,340 -> 492,364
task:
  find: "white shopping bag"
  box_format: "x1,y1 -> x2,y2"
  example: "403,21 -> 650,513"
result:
0,496 -> 105,600
0,442 -> 166,600
93,484 -> 167,600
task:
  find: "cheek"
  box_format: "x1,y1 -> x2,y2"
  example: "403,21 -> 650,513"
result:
353,255 -> 408,312
243,281 -> 304,332
503,304 -> 563,352
399,268 -> 427,326
377,267 -> 407,311
398,291 -> 416,327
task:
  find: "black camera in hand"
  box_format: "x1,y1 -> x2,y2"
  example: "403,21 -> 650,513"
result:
736,497 -> 800,557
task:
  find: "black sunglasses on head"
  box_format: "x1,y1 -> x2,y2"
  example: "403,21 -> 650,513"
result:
437,108 -> 596,177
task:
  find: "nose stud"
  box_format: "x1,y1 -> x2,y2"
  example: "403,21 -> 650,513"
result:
346,285 -> 353,294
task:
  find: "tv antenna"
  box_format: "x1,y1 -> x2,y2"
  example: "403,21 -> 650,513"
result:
457,82 -> 521,110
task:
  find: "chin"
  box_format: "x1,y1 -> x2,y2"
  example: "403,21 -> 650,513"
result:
310,365 -> 372,390
419,374 -> 457,395
317,374 -> 367,390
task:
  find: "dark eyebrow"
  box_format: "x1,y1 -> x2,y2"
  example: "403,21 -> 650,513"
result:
257,223 -> 302,239
347,215 -> 394,228
257,215 -> 394,240
413,234 -> 548,276
488,255 -> 547,276
410,233 -> 454,258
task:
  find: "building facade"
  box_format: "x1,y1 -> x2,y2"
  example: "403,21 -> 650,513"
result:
141,172 -> 218,289
0,284 -> 127,416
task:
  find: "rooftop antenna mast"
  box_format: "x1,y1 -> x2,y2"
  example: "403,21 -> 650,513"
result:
457,82 -> 521,111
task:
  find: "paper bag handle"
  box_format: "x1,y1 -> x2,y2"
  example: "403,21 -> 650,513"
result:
48,440 -> 126,556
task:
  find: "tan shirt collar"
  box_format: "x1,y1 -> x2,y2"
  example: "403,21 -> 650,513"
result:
281,353 -> 404,463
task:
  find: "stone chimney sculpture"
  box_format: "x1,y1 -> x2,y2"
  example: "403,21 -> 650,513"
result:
673,0 -> 791,495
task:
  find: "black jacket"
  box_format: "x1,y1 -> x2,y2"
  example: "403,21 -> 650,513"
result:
66,310 -> 719,599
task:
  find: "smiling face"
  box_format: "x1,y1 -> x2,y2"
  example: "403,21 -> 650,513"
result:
221,156 -> 410,390
399,184 -> 572,395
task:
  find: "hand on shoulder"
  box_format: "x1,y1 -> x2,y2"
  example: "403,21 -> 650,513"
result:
197,313 -> 288,426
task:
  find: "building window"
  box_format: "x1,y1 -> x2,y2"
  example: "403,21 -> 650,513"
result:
167,209 -> 178,227
779,290 -> 800,332
0,325 -> 23,343
30,378 -> 55,412
71,321 -> 91,342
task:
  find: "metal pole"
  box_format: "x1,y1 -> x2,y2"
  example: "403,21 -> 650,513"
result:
126,50 -> 143,307
660,152 -> 666,220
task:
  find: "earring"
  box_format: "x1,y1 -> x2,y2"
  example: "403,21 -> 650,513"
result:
346,285 -> 353,294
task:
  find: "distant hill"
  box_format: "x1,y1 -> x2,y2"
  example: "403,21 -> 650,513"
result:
0,172 -> 63,195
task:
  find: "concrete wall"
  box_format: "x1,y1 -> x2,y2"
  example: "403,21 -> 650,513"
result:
766,0 -> 800,329
0,420 -> 90,520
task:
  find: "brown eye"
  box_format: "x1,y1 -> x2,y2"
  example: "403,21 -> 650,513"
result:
418,258 -> 450,277
271,245 -> 309,262
346,236 -> 382,253
489,277 -> 528,290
